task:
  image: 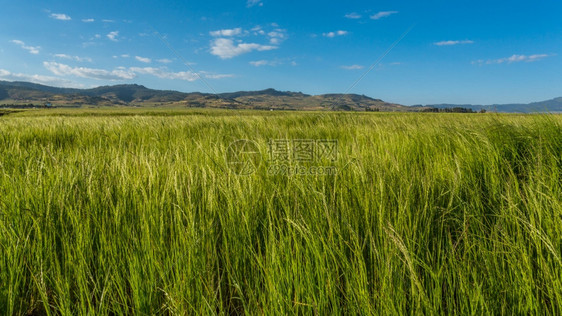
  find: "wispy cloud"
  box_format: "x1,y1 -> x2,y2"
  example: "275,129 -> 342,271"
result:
0,69 -> 82,87
370,11 -> 398,20
250,58 -> 296,67
209,28 -> 243,37
54,54 -> 92,62
341,64 -> 364,70
130,67 -> 232,81
10,40 -> 40,54
472,54 -> 554,65
135,56 -> 151,63
157,58 -> 172,64
210,38 -> 277,59
247,0 -> 263,7
43,61 -> 231,82
50,13 -> 71,21
249,60 -> 280,67
434,40 -> 474,46
203,73 -> 234,79
344,13 -> 362,19
130,67 -> 198,81
82,18 -> 94,23
267,29 -> 287,44
251,26 -> 266,36
106,31 -> 119,42
323,30 -> 348,38
43,62 -> 135,80
249,60 -> 269,67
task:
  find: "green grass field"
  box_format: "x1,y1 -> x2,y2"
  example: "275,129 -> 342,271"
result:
0,109 -> 561,315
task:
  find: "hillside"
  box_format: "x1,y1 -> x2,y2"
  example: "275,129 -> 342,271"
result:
425,97 -> 562,113
0,81 -> 421,111
2,80 -> 558,112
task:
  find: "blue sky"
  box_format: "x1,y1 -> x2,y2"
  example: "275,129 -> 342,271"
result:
0,0 -> 560,105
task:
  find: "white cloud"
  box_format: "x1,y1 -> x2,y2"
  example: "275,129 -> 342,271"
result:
473,54 -> 553,65
323,30 -> 348,38
107,31 -> 119,41
54,54 -> 92,62
121,54 -> 130,58
0,68 -> 82,87
203,73 -> 234,79
210,28 -> 243,37
210,38 -> 277,59
250,58 -> 295,67
43,62 -> 136,80
130,67 -> 197,81
341,64 -> 364,70
50,13 -> 71,21
249,60 -> 267,66
267,29 -> 287,44
135,56 -> 151,63
250,60 -> 277,67
102,19 -> 115,23
82,18 -> 94,23
345,13 -> 361,19
10,40 -> 40,54
370,11 -> 398,20
247,0 -> 263,7
1,63 -> 231,88
268,31 -> 284,38
157,58 -> 172,63
130,67 -> 233,81
434,40 -> 474,46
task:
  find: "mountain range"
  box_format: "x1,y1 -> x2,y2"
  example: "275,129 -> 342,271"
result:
0,80 -> 560,112
420,98 -> 562,113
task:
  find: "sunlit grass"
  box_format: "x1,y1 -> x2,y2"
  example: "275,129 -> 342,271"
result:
0,110 -> 560,314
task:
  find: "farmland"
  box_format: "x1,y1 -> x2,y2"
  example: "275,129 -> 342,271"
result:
0,109 -> 561,314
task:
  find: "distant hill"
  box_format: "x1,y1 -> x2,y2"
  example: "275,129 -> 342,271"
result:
0,80 -> 422,111
424,97 -> 562,113
79,84 -> 193,103
0,81 -> 81,94
218,88 -> 309,99
1,80 -> 559,112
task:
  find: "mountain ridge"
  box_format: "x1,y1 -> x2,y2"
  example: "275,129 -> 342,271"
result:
0,80 -> 560,112
0,81 -> 414,111
422,97 -> 562,113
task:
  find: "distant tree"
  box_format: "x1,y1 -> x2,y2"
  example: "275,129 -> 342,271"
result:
422,107 -> 439,112
438,107 -> 475,113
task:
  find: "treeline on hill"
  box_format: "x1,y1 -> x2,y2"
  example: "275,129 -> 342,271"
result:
0,103 -> 54,109
422,107 -> 485,113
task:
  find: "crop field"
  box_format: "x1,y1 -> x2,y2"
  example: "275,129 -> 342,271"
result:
0,109 -> 561,314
